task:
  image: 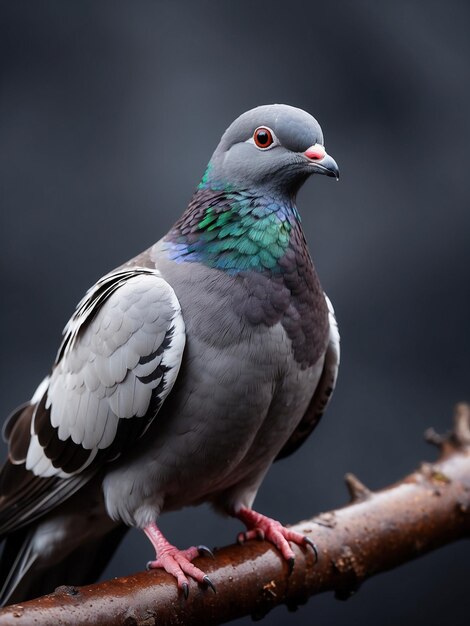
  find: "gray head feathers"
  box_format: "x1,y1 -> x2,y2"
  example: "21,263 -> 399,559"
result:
206,104 -> 337,194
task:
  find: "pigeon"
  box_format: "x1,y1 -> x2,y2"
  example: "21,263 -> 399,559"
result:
0,104 -> 340,604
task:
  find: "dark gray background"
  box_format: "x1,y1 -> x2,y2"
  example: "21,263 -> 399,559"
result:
1,1 -> 469,624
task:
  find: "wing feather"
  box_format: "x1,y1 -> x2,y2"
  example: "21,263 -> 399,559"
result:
0,267 -> 185,533
276,293 -> 340,461
33,268 -> 185,476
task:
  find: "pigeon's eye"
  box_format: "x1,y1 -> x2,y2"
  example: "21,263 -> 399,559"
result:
253,127 -> 274,149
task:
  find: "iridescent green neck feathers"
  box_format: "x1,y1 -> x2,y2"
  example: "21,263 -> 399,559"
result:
164,182 -> 300,274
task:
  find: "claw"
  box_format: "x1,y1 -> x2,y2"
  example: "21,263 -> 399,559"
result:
146,561 -> 152,571
287,556 -> 295,574
234,508 -> 321,570
304,536 -> 319,563
143,524 -> 211,595
203,575 -> 217,593
197,544 -> 215,559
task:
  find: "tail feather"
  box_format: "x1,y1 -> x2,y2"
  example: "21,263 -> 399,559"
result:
0,528 -> 38,605
0,523 -> 127,606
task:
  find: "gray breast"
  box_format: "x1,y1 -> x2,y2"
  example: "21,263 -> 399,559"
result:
101,249 -> 326,526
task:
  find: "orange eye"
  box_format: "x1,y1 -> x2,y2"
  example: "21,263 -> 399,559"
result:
253,127 -> 274,149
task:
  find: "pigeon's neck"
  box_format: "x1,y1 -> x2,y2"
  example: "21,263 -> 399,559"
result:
164,183 -> 302,274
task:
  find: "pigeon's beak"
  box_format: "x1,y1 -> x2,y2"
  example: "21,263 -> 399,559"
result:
304,144 -> 340,180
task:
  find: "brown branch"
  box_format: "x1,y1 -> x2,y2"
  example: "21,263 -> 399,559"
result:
1,405 -> 470,625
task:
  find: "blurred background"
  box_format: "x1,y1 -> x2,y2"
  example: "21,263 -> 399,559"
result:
1,1 -> 469,624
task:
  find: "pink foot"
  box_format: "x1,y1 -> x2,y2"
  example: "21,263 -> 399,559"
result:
235,508 -> 317,570
143,523 -> 216,598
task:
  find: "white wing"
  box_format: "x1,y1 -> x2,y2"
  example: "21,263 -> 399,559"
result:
25,267 -> 185,478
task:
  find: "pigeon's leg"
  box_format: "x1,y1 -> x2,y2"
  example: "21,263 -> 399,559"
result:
234,507 -> 317,568
143,523 -> 215,597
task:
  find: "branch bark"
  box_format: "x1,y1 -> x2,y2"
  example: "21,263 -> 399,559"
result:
1,404 -> 470,626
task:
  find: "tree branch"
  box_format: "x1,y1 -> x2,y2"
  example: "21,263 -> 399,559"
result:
1,405 -> 470,625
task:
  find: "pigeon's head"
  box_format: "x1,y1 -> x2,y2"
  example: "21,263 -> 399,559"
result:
204,104 -> 339,196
